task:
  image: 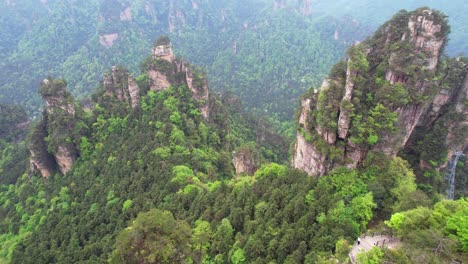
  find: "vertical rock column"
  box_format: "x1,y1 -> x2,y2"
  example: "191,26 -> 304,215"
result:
29,78 -> 79,177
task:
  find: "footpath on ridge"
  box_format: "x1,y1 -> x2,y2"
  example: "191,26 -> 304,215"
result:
349,232 -> 401,263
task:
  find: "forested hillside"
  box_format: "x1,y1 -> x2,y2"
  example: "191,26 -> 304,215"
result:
0,0 -> 466,121
0,4 -> 467,264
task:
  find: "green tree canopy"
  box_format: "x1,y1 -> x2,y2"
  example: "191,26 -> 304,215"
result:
109,209 -> 191,264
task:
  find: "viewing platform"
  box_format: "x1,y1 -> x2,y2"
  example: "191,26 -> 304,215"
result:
349,231 -> 401,263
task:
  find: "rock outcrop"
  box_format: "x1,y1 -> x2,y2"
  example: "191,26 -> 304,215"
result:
120,7 -> 132,21
292,8 -> 464,176
337,59 -> 357,139
233,149 -> 257,176
148,69 -> 172,91
178,61 -> 209,118
152,38 -> 175,62
100,36 -> 209,118
29,117 -> 55,179
99,33 -> 119,48
29,149 -> 54,178
292,132 -> 328,176
103,66 -> 141,108
401,59 -> 467,182
29,78 -> 79,177
144,36 -> 210,118
445,71 -> 468,159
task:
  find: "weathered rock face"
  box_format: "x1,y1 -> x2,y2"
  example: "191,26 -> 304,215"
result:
120,7 -> 132,21
374,10 -> 447,155
384,10 -> 445,85
148,69 -> 172,91
104,66 -> 141,108
152,42 -> 175,62
446,71 -> 468,155
29,119 -> 55,179
292,132 -> 329,176
54,145 -> 76,175
146,37 -> 210,118
127,76 -> 140,108
29,78 -> 79,177
337,59 -> 357,139
30,150 -> 53,178
40,78 -> 76,116
292,8 -> 459,176
233,149 -> 257,176
298,98 -> 311,126
407,11 -> 444,70
180,62 -> 209,119
99,33 -> 119,48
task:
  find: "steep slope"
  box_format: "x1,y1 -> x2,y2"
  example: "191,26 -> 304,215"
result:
2,36 -> 293,263
0,103 -> 28,142
27,37 -> 215,178
0,103 -> 29,185
292,8 -> 467,177
29,78 -> 79,177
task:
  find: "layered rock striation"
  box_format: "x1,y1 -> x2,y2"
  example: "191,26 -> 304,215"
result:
292,8 -> 466,176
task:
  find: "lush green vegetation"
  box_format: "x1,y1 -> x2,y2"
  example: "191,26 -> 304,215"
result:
0,0 -> 366,121
1,0 -> 466,121
0,103 -> 28,142
0,103 -> 29,186
300,9 -> 467,191
384,198 -> 468,262
0,3 -> 466,264
1,69 -> 465,263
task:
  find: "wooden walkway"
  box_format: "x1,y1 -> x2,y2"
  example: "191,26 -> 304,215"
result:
349,233 -> 400,263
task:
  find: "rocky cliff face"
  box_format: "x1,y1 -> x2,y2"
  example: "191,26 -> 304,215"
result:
29,78 -> 79,177
152,41 -> 175,63
104,66 -> 141,108
145,37 -> 209,119
29,117 -> 55,178
444,71 -> 468,163
292,8 -> 465,176
28,37 -> 214,177
100,36 -> 209,118
233,149 -> 257,176
292,132 -> 328,176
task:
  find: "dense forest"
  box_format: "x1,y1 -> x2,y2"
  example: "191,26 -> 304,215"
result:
0,2 -> 467,264
0,0 -> 466,121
